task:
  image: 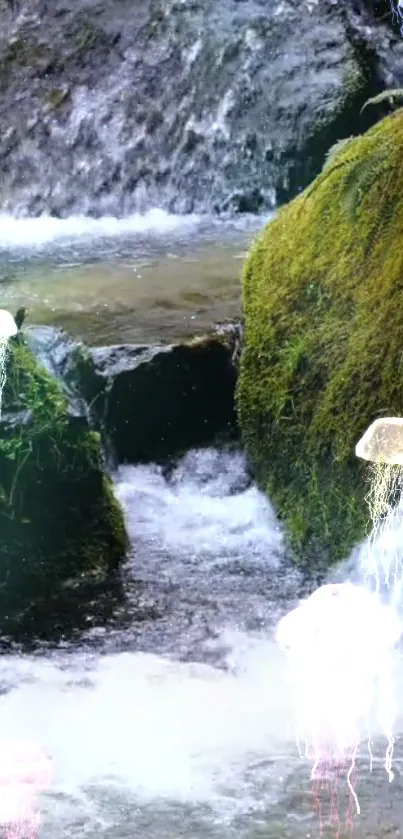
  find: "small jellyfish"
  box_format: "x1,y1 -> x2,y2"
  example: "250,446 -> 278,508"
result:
0,310 -> 17,341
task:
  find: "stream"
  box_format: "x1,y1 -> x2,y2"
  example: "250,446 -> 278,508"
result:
0,211 -> 267,345
1,215 -> 403,838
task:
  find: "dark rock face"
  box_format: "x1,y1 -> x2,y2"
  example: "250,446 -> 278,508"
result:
90,334 -> 239,463
26,323 -> 240,464
0,0 -> 402,215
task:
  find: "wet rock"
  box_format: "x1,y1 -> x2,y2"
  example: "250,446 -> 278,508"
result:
0,0 -> 401,215
26,322 -> 241,464
0,333 -> 128,631
89,327 -> 240,463
25,324 -> 92,419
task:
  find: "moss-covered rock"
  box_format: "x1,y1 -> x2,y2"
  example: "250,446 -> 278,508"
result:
236,109 -> 403,567
0,334 -> 127,611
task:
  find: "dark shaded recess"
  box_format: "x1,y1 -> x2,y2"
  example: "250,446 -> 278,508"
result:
96,341 -> 239,464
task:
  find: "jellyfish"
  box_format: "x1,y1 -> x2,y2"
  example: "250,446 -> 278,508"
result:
276,583 -> 401,780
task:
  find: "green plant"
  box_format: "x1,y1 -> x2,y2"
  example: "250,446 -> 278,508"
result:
0,339 -> 68,516
322,136 -> 354,172
360,88 -> 403,115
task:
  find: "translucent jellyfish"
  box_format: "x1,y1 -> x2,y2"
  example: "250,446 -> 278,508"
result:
276,583 -> 401,788
356,417 -> 403,466
0,309 -> 17,419
0,310 -> 17,340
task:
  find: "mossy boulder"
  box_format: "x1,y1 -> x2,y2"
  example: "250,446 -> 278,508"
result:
0,334 -> 127,613
236,109 -> 403,567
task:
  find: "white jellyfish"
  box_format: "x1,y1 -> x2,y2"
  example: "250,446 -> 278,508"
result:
0,310 -> 17,341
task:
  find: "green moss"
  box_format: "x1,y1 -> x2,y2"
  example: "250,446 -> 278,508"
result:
0,337 -> 127,596
236,108 -> 403,566
101,474 -> 129,571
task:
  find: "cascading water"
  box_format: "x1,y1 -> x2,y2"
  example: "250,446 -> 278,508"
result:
0,447 -> 310,839
1,423 -> 403,838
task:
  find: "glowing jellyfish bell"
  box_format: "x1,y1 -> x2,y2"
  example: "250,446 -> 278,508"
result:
355,417 -> 403,466
0,309 -> 17,340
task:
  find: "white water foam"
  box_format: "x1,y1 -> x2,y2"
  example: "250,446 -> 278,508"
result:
0,642 -> 291,800
0,640 -> 295,837
0,449 -> 299,836
116,448 -> 284,563
0,210 -> 201,250
2,448 -> 403,836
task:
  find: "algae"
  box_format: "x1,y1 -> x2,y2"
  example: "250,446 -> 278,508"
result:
236,109 -> 403,566
0,335 -> 127,597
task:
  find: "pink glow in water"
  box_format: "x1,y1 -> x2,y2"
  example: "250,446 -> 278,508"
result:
0,740 -> 52,839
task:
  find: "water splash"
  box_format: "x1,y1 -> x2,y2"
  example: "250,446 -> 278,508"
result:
0,210 -> 202,250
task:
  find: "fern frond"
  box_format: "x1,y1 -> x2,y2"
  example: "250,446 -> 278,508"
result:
363,167 -> 395,258
360,88 -> 403,115
340,145 -> 389,221
322,136 -> 354,172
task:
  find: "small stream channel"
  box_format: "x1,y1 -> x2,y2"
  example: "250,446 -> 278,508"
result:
0,215 -> 403,839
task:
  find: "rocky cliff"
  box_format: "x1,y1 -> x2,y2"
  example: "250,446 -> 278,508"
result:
0,0 -> 402,216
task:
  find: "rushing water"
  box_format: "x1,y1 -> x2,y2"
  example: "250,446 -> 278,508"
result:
1,448 -> 403,839
0,447 -> 305,839
2,214 -> 403,838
